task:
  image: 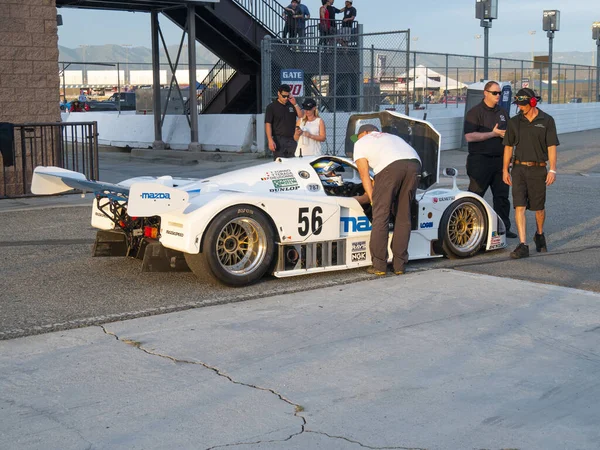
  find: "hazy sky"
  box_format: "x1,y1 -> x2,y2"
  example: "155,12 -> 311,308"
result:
58,0 -> 599,57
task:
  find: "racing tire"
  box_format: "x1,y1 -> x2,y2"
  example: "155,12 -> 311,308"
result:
439,198 -> 487,259
184,205 -> 277,287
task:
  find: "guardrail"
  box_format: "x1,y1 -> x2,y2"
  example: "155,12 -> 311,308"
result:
0,122 -> 98,198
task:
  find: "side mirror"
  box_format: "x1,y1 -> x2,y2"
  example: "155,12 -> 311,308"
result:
444,167 -> 459,190
444,167 -> 458,177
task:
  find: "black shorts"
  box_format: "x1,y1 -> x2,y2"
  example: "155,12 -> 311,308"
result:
273,136 -> 297,159
511,165 -> 547,211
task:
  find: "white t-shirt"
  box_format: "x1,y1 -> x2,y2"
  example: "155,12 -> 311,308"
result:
295,117 -> 322,157
353,132 -> 421,175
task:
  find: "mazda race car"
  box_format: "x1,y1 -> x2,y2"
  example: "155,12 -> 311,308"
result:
31,111 -> 507,286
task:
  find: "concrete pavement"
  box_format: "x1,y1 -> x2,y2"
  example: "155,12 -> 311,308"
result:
2,269 -> 600,449
1,130 -> 600,448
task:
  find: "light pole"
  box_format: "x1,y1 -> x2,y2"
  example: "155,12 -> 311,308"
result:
122,44 -> 132,85
543,10 -> 560,104
474,34 -> 482,54
528,30 -> 536,62
78,44 -> 89,86
594,22 -> 600,101
475,0 -> 498,80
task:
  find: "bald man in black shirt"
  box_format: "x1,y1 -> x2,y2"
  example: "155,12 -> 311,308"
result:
464,80 -> 517,239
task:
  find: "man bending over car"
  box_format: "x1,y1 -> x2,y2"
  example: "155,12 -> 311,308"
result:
352,124 -> 421,276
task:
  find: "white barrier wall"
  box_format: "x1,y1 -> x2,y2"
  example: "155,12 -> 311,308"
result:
63,70 -> 83,85
87,70 -> 125,85
63,112 -> 255,152
62,103 -> 600,153
130,70 -> 167,85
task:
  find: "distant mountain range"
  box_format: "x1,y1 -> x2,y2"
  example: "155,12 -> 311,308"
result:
59,44 -> 219,68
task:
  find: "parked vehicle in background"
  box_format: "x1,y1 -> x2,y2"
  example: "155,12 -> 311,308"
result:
569,97 -> 582,103
64,100 -> 119,112
84,101 -> 119,112
107,92 -> 136,111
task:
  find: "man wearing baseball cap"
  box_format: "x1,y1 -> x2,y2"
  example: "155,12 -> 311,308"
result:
352,124 -> 421,276
502,87 -> 559,259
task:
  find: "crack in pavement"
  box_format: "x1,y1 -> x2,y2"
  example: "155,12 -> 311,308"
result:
100,326 -> 425,450
99,325 -> 306,448
305,430 -> 427,449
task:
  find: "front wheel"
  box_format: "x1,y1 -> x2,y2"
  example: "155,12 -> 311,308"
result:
439,198 -> 487,259
184,205 -> 277,286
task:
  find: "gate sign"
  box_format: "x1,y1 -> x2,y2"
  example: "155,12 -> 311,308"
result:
521,78 -> 530,88
281,69 -> 304,97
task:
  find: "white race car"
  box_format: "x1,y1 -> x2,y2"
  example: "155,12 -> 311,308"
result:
32,111 -> 506,286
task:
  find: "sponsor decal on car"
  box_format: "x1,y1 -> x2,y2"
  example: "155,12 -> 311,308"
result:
270,186 -> 300,193
298,170 -> 311,179
420,222 -> 434,229
141,192 -> 171,199
432,196 -> 455,204
165,230 -> 184,238
306,183 -> 320,192
489,235 -> 503,249
261,169 -> 295,181
351,251 -> 367,262
341,216 -> 372,233
272,178 -> 299,189
351,241 -> 367,252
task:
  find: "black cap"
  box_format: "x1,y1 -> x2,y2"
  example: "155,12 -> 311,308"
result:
302,98 -> 317,109
514,87 -> 537,105
350,124 -> 379,143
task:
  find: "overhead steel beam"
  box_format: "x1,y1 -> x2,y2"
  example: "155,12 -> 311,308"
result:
187,3 -> 200,150
151,10 -> 165,149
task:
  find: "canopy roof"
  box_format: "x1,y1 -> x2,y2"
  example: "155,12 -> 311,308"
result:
57,0 -> 218,12
391,65 -> 467,91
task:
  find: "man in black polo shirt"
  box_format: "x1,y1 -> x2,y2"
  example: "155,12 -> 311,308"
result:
502,87 -> 559,259
464,80 -> 517,238
265,84 -> 304,159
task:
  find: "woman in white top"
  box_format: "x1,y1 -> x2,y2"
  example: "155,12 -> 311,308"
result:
294,98 -> 326,157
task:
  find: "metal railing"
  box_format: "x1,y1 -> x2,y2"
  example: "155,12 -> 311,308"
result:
232,0 -> 287,36
0,122 -> 98,198
406,51 -> 599,106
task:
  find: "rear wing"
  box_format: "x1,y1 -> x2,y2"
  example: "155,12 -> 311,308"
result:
31,166 -> 129,197
31,166 -> 189,216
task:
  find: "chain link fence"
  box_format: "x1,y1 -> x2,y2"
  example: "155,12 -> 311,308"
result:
262,29 -> 410,156
409,52 -> 599,108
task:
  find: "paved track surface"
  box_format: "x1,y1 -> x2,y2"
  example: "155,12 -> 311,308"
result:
1,129 -> 599,339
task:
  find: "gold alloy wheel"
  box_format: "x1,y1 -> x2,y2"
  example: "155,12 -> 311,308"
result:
445,201 -> 486,254
216,217 -> 267,275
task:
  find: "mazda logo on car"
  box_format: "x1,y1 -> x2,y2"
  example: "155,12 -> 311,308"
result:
141,192 -> 171,199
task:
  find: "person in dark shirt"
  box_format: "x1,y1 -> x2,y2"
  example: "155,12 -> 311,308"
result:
464,81 -> 516,238
282,0 -> 298,42
265,84 -> 304,159
340,0 -> 356,46
326,0 -> 344,35
502,88 -> 559,259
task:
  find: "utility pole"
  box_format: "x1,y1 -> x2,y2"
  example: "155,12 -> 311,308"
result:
475,0 -> 498,81
543,10 -> 560,104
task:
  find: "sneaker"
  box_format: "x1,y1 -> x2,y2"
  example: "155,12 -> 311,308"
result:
506,230 -> 518,239
510,243 -> 529,259
366,266 -> 386,276
534,232 -> 547,253
394,270 -> 405,275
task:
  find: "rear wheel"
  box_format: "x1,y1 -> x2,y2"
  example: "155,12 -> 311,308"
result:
184,206 -> 277,286
440,198 -> 487,259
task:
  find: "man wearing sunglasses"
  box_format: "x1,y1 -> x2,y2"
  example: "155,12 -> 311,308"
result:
464,81 -> 516,239
265,84 -> 305,159
502,87 -> 559,259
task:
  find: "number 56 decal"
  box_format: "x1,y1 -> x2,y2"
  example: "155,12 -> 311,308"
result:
298,207 -> 323,236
